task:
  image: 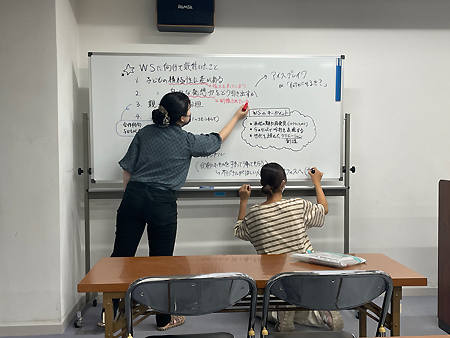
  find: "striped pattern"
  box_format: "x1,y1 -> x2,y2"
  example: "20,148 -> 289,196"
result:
234,198 -> 325,254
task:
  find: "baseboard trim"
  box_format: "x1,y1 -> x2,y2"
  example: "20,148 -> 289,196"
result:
439,319 -> 450,334
403,286 -> 437,296
0,296 -> 86,337
0,323 -> 63,337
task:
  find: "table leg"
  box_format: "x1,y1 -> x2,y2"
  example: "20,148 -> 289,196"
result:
359,309 -> 367,337
103,293 -> 114,338
391,286 -> 402,336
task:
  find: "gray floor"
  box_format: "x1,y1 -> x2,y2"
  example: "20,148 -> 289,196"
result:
5,296 -> 449,338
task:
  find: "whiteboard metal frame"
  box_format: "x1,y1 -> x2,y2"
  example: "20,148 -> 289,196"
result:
88,52 -> 345,185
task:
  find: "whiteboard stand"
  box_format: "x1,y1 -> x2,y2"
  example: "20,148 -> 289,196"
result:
78,112 -> 97,306
79,112 -> 354,279
343,113 -> 355,254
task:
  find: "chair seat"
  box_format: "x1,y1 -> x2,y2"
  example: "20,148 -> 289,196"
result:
264,331 -> 354,338
146,332 -> 235,338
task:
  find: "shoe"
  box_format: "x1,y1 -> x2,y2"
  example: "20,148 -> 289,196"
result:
156,315 -> 185,331
268,311 -> 278,324
319,311 -> 344,331
256,311 -> 278,324
276,311 -> 295,332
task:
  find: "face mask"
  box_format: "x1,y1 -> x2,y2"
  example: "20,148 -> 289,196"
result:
280,179 -> 287,193
183,113 -> 191,126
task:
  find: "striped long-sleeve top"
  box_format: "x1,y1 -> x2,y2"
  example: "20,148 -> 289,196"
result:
234,198 -> 325,254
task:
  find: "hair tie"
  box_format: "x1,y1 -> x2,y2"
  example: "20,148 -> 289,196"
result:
159,105 -> 170,127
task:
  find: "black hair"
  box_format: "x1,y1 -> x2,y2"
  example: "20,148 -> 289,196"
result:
260,162 -> 287,196
152,92 -> 190,126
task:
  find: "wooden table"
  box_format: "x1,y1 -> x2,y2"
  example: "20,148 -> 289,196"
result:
78,253 -> 427,338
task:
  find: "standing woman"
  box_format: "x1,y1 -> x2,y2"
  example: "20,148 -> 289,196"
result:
111,91 -> 248,330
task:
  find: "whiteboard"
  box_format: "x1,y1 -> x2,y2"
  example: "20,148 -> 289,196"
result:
89,53 -> 344,185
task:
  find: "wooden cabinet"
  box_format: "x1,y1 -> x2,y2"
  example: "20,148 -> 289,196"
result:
439,180 -> 450,333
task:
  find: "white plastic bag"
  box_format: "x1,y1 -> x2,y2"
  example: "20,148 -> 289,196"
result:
291,252 -> 366,268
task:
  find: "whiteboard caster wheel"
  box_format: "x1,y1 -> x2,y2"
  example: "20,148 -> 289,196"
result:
74,311 -> 83,328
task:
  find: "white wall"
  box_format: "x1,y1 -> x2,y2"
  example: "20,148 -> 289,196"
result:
55,0 -> 84,329
78,0 -> 450,292
0,0 -> 84,335
1,0 -> 448,334
0,0 -> 61,333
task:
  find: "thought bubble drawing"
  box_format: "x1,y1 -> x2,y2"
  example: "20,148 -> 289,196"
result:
241,108 -> 316,151
116,103 -> 151,137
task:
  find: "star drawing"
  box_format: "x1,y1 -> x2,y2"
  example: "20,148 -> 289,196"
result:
122,64 -> 135,76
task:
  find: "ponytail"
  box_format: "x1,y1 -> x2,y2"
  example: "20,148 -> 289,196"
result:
261,184 -> 274,196
152,105 -> 170,127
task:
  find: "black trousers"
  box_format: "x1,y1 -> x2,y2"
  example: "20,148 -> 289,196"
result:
111,181 -> 178,327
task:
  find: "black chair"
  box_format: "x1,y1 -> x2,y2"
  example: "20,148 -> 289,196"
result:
125,272 -> 257,338
260,270 -> 393,338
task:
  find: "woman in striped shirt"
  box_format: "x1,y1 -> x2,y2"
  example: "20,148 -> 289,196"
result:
234,162 -> 343,332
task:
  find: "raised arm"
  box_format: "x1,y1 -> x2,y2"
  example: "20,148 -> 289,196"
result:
309,167 -> 328,214
237,184 -> 252,220
219,104 -> 249,143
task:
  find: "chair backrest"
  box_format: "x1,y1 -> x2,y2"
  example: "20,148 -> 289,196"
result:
261,270 -> 393,337
126,272 -> 257,337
